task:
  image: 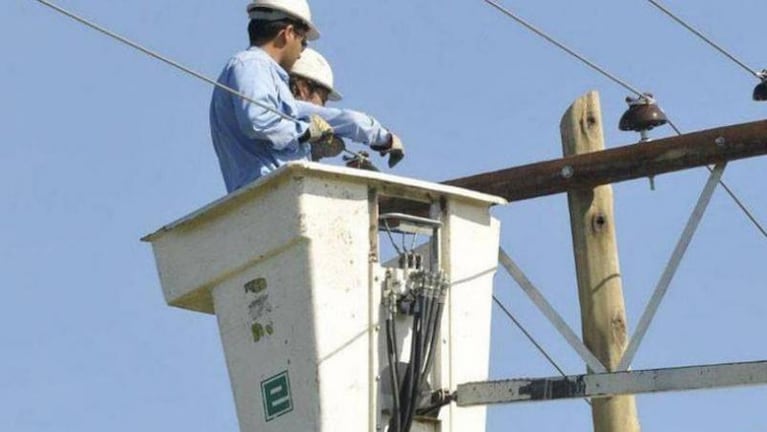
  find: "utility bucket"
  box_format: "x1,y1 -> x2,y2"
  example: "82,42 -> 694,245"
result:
143,162 -> 504,431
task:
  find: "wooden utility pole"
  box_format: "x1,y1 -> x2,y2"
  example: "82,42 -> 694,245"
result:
560,91 -> 640,432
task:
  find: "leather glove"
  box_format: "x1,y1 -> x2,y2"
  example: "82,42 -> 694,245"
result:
370,133 -> 405,168
311,136 -> 345,161
305,115 -> 334,145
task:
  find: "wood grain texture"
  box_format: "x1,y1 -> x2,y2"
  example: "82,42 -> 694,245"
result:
561,91 -> 640,432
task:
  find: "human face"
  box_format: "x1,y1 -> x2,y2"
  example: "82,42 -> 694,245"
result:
283,24 -> 307,70
296,27 -> 308,50
290,77 -> 328,106
309,84 -> 330,106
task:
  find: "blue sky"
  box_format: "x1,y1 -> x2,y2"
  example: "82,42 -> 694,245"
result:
2,0 -> 766,430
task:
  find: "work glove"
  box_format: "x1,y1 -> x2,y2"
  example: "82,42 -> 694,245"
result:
304,115 -> 341,160
311,136 -> 345,161
305,114 -> 334,144
370,133 -> 405,168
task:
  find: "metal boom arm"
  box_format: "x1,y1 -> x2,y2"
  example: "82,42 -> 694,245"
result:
456,360 -> 767,406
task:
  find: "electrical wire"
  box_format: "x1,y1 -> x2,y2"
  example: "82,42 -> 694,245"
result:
484,0 -> 767,240
668,119 -> 767,239
400,292 -> 424,430
492,296 -> 566,376
42,0 -> 764,414
419,275 -> 446,388
385,311 -> 402,432
492,296 -> 592,406
646,3 -> 767,238
704,168 -> 767,239
33,0 -> 301,124
647,0 -> 761,79
40,0 -> 584,416
484,0 -> 643,98
41,0 -> 766,240
382,220 -> 405,256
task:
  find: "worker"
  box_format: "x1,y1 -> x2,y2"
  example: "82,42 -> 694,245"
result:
288,48 -> 404,167
209,0 -> 403,193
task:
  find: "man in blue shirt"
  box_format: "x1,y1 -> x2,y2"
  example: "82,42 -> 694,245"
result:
210,0 -> 404,193
289,47 -> 404,169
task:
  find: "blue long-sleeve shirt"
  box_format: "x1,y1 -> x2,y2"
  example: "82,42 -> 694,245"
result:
210,47 -> 392,193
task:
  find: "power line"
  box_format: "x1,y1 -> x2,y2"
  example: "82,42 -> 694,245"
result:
484,0 -> 767,241
37,0 -> 767,240
33,0 -> 301,124
646,0 -> 761,80
484,0 -> 643,98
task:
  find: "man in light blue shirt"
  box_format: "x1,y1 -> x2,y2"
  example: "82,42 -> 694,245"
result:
289,47 -> 404,169
210,1 -> 403,193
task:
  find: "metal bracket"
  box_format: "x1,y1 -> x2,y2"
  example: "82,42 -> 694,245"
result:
618,163 -> 726,371
498,248 -> 607,373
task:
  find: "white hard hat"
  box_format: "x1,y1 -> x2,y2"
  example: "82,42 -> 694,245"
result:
247,0 -> 320,41
291,48 -> 342,101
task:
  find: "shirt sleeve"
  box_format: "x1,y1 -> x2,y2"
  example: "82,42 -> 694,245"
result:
229,58 -> 309,151
295,101 -> 392,147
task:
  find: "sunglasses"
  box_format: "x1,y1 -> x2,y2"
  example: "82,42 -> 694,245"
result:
292,26 -> 308,49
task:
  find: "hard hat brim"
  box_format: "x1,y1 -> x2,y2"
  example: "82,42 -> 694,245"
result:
306,27 -> 320,41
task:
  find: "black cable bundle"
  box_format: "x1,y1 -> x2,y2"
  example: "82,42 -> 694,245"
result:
387,271 -> 449,432
420,274 -> 447,392
385,308 -> 401,432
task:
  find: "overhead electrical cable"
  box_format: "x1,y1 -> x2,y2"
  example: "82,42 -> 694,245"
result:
645,1 -> 767,99
484,0 -> 642,98
646,0 -> 761,79
34,0 -> 301,124
36,0 -> 766,239
484,0 -> 767,240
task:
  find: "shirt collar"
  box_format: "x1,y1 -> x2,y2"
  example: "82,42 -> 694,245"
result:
248,46 -> 289,82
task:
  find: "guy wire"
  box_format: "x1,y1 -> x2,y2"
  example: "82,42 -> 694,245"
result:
492,296 -> 592,406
